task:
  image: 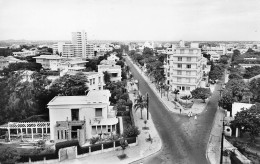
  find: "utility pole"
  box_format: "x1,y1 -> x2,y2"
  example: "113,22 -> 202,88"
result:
220,118 -> 225,164
146,92 -> 149,120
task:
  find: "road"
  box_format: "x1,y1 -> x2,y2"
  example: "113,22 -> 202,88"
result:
124,57 -> 222,164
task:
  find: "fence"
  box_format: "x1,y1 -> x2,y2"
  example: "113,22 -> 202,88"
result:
19,137 -> 138,163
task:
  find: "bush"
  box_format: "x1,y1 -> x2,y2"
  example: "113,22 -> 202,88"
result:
117,111 -> 130,116
90,136 -> 100,145
115,140 -> 121,147
0,147 -> 21,163
90,144 -> 102,152
103,142 -> 114,149
78,146 -> 89,155
123,125 -> 140,138
126,137 -> 136,144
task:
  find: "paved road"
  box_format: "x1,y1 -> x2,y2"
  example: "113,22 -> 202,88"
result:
125,57 -> 222,164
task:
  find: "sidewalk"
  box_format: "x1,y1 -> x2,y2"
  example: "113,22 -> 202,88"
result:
206,108 -> 225,164
60,77 -> 162,164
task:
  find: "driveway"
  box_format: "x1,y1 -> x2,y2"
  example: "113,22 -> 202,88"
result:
125,57 -> 222,164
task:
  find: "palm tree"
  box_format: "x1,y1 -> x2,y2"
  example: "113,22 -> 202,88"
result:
181,95 -> 192,106
134,94 -> 147,119
164,85 -> 170,101
172,89 -> 180,101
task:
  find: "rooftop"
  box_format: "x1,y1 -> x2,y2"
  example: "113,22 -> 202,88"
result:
33,55 -> 62,60
232,102 -> 254,116
98,64 -> 121,69
48,90 -> 111,106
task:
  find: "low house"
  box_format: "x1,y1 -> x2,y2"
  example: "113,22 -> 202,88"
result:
33,55 -> 62,71
98,64 -> 122,82
59,59 -> 88,76
208,51 -> 220,62
231,102 -> 254,117
47,90 -> 119,143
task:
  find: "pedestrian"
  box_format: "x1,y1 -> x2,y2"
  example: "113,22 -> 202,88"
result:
190,111 -> 193,117
194,114 -> 197,120
180,108 -> 182,114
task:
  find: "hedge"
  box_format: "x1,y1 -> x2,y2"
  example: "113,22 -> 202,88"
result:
126,137 -> 136,144
103,142 -> 114,149
19,153 -> 58,162
115,140 -> 121,147
78,146 -> 89,155
90,143 -> 102,152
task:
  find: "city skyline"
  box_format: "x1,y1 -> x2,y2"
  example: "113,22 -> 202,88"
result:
0,0 -> 259,41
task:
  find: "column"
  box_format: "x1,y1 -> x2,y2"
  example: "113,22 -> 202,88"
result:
31,128 -> 33,141
45,125 -> 48,134
17,129 -> 19,135
20,128 -> 23,140
42,128 -> 44,139
63,130 -> 65,140
8,127 -> 11,142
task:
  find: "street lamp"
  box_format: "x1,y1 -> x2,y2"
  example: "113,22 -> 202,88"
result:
146,92 -> 149,120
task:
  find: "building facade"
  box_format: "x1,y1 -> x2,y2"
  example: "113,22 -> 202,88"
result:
98,64 -> 122,82
71,30 -> 94,59
33,55 -> 62,71
47,90 -> 118,142
164,42 -> 204,94
53,42 -> 75,58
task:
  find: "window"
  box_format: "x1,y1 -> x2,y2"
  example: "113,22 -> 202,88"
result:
186,64 -> 191,69
167,73 -> 170,77
186,78 -> 190,83
177,86 -> 181,90
186,71 -> 191,75
93,78 -> 95,84
112,73 -> 117,77
178,57 -> 182,61
177,77 -> 181,82
98,77 -> 101,83
95,108 -> 102,117
71,109 -> 79,121
177,71 -> 182,75
90,79 -> 92,85
177,64 -> 182,68
167,80 -> 169,84
186,87 -> 190,91
180,49 -> 184,54
108,126 -> 111,132
187,57 -> 191,61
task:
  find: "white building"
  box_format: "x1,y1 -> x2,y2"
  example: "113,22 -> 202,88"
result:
164,41 -> 204,94
231,102 -> 254,117
59,59 -> 88,76
98,64 -> 122,82
52,42 -> 75,58
107,53 -> 119,62
33,55 -> 62,71
71,30 -> 94,59
94,45 -> 113,52
202,45 -> 226,56
13,50 -> 36,57
208,51 -> 220,62
47,90 -> 118,142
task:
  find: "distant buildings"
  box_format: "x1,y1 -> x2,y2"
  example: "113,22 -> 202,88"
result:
0,56 -> 27,70
164,41 -> 205,94
202,45 -> 226,56
52,30 -> 95,59
107,53 -> 119,62
208,51 -> 220,62
47,90 -> 118,142
13,49 -> 36,57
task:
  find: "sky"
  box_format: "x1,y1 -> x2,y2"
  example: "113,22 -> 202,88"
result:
0,0 -> 259,41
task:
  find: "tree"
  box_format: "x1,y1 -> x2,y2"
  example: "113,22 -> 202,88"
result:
249,78 -> 260,103
172,89 -> 180,101
0,147 -> 20,163
123,125 -> 140,138
218,89 -> 234,115
119,138 -> 128,158
103,71 -> 111,84
181,95 -> 192,106
231,103 -> 260,143
243,66 -> 260,79
50,72 -> 88,96
191,88 -> 211,103
228,73 -> 243,80
209,64 -> 224,81
164,85 -> 170,100
225,79 -> 248,101
134,94 -> 147,119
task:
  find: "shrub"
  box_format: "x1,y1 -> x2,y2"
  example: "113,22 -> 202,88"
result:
126,137 -> 136,144
90,144 -> 102,152
90,136 -> 100,145
0,147 -> 21,163
78,146 -> 89,155
123,125 -> 140,138
115,140 -> 121,147
103,142 -> 114,149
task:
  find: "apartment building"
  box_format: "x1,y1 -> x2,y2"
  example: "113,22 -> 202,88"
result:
47,90 -> 118,142
52,42 -> 75,58
71,30 -> 94,59
164,41 -> 204,94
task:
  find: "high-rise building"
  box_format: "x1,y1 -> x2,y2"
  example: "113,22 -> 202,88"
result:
71,30 -> 94,59
164,41 -> 204,94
